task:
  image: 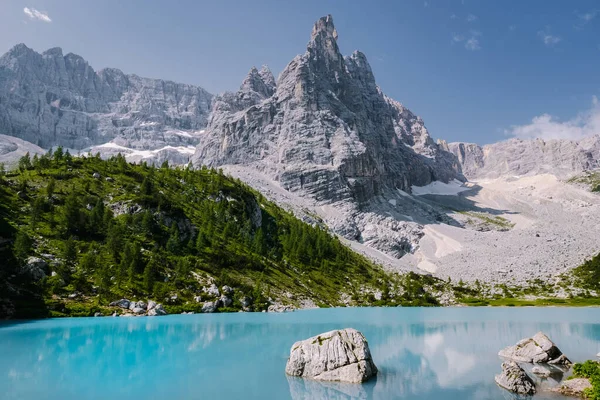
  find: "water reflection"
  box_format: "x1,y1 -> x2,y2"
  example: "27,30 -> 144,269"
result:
0,308 -> 599,400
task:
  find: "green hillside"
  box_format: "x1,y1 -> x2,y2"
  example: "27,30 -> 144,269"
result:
0,151 -> 443,318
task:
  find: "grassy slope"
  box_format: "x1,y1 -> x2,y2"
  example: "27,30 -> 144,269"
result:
0,152 -> 445,318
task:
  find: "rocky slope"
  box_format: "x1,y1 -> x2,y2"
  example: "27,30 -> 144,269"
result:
0,44 -> 212,162
0,133 -> 45,166
448,136 -> 600,180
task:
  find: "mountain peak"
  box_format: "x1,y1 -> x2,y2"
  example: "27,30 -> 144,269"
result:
240,66 -> 274,98
311,15 -> 338,43
42,47 -> 64,57
5,43 -> 34,57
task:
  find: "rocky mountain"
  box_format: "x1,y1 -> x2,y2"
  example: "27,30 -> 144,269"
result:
189,15 -> 464,264
448,136 -> 600,180
192,15 -> 462,205
0,44 -> 213,161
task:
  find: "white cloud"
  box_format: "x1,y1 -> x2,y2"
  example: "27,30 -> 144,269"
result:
466,14 -> 478,22
450,14 -> 457,20
507,96 -> 600,140
452,30 -> 481,50
576,10 -> 598,29
465,37 -> 480,50
537,29 -> 561,46
23,7 -> 52,23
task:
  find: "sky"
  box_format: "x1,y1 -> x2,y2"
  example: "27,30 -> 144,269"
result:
1,0 -> 599,145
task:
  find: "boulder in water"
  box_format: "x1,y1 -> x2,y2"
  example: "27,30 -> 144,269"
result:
285,328 -> 377,383
553,378 -> 592,397
498,332 -> 571,364
495,361 -> 536,395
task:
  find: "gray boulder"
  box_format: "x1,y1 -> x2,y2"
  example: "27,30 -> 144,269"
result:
109,299 -> 131,309
240,296 -> 252,308
201,301 -> 219,313
147,300 -> 157,311
203,284 -> 220,297
220,296 -> 233,308
131,307 -> 145,315
193,296 -> 202,303
221,285 -> 233,296
285,328 -> 377,383
498,332 -> 571,364
23,257 -> 48,281
494,361 -> 536,395
147,303 -> 167,316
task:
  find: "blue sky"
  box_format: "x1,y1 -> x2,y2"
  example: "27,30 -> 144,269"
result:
1,0 -> 599,145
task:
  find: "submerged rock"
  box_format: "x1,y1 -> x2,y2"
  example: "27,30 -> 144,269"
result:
553,378 -> 592,397
531,365 -> 551,378
494,361 -> 536,395
498,332 -> 571,364
285,328 -> 377,383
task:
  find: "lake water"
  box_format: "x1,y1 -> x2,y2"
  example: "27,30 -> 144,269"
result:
1,307 -> 599,399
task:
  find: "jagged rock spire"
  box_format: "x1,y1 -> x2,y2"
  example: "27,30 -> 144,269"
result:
240,66 -> 274,98
307,15 -> 344,72
258,65 -> 276,94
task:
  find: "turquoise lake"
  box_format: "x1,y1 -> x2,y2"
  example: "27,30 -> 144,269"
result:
1,307 -> 599,399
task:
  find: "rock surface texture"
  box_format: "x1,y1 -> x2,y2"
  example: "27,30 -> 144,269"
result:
285,328 -> 377,383
494,361 -> 536,395
0,44 -> 212,163
448,136 -> 600,180
498,332 -> 571,364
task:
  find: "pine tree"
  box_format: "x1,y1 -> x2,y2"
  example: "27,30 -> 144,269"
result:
166,223 -> 181,254
30,196 -> 45,229
106,222 -> 125,262
46,178 -> 56,199
141,211 -> 155,236
79,250 -> 98,274
143,258 -> 158,293
18,152 -> 32,172
96,263 -> 112,297
54,147 -> 64,162
89,198 -> 105,235
63,191 -> 83,235
13,230 -> 32,264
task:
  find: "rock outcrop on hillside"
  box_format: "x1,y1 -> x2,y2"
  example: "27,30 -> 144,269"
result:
0,44 -> 212,156
449,136 -> 600,180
